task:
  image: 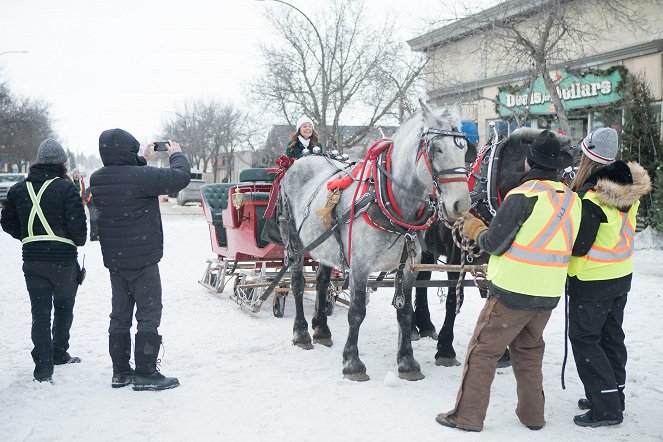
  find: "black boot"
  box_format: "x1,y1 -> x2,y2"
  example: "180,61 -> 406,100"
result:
53,352 -> 81,365
133,333 -> 179,391
109,333 -> 134,388
573,411 -> 623,427
578,398 -> 592,410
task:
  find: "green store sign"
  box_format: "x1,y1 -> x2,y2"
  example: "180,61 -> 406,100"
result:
498,70 -> 622,116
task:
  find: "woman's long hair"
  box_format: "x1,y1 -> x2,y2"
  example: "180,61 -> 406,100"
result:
571,154 -> 602,191
288,128 -> 319,151
29,163 -> 70,180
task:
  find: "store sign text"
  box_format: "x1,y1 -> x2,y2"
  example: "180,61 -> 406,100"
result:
498,70 -> 621,116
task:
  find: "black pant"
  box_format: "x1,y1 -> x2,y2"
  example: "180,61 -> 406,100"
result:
88,205 -> 99,240
569,294 -> 627,419
108,263 -> 162,336
23,261 -> 79,378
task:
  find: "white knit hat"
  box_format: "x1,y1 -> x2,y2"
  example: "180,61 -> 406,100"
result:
581,128 -> 618,164
295,115 -> 314,131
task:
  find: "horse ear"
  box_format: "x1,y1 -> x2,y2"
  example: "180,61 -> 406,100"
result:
451,103 -> 462,122
419,98 -> 434,128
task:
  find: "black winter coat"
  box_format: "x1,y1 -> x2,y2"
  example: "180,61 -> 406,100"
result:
89,131 -> 190,270
1,164 -> 87,262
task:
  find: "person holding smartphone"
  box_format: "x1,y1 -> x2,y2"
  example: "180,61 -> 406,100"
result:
89,129 -> 190,391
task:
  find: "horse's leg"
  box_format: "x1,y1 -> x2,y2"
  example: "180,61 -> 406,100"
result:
413,250 -> 437,340
342,269 -> 370,382
498,347 -> 511,368
397,269 -> 425,381
290,256 -> 313,350
279,197 -> 313,350
312,264 -> 333,347
435,244 -> 462,367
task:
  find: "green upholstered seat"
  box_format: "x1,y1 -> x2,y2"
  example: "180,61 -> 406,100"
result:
201,183 -> 237,247
239,168 -> 276,183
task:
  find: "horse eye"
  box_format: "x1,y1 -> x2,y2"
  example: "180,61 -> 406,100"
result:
454,137 -> 466,149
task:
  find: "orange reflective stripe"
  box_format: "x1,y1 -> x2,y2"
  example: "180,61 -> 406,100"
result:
504,182 -> 575,267
531,187 -> 575,249
587,212 -> 635,262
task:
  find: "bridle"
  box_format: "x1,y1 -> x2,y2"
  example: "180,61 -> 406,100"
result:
417,127 -> 469,196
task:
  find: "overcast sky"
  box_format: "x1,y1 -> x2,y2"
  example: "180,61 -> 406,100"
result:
0,0 -> 446,155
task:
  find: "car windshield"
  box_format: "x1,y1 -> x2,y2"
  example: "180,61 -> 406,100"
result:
0,174 -> 23,182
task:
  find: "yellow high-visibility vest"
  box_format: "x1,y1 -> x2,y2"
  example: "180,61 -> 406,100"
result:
21,178 -> 76,246
488,180 -> 581,297
568,190 -> 638,281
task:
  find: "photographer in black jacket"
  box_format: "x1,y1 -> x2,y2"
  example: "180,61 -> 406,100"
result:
89,128 -> 190,391
1,139 -> 87,383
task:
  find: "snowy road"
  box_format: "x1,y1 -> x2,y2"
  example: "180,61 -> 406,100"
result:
1,203 -> 662,441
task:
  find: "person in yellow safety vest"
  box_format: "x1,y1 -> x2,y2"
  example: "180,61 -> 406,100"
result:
567,128 -> 652,428
71,168 -> 85,202
436,129 -> 581,432
0,139 -> 87,383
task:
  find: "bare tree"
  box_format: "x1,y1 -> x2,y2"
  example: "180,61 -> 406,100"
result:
253,0 -> 425,153
425,0 -> 652,134
0,93 -> 55,171
161,99 -> 251,183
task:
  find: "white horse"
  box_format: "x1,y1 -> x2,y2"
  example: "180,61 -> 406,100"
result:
277,101 -> 470,381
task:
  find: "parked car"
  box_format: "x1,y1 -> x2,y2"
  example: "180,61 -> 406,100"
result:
0,173 -> 26,206
177,179 -> 205,206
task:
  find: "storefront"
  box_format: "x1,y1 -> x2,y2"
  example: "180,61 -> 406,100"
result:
491,67 -> 628,140
408,1 -> 663,145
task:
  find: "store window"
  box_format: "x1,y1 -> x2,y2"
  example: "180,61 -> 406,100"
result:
591,109 -> 623,133
487,119 -> 533,141
535,116 -> 587,139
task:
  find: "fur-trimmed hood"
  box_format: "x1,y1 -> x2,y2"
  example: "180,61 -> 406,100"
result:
594,161 -> 652,211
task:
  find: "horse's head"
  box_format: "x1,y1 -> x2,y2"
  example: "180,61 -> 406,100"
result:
498,128 -> 580,197
416,100 -> 471,222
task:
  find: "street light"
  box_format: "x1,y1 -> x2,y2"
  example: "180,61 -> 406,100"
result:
0,50 -> 29,57
255,0 -> 330,148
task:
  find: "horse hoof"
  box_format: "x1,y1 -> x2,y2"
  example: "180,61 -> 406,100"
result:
343,372 -> 370,382
399,371 -> 425,381
293,341 -> 314,350
497,359 -> 511,369
313,337 -> 333,347
418,328 -> 437,339
435,357 -> 461,367
411,330 -> 421,341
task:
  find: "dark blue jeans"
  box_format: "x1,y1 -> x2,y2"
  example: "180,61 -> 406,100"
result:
23,261 -> 79,378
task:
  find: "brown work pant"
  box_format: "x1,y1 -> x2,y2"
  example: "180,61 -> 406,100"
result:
441,296 -> 553,431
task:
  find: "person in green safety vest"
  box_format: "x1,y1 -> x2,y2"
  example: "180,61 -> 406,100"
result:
567,128 -> 652,428
436,129 -> 581,432
0,138 -> 87,384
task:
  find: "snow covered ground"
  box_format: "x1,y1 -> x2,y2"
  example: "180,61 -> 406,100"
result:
1,203 -> 662,442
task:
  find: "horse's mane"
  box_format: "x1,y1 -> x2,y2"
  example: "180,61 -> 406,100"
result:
497,127 -> 577,198
392,106 -> 460,149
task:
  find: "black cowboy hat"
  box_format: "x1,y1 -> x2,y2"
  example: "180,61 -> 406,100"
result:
527,130 -> 573,170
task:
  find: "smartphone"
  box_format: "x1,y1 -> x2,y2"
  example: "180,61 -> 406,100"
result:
154,141 -> 169,152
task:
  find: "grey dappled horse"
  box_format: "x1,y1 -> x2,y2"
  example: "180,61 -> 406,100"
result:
277,102 -> 471,381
